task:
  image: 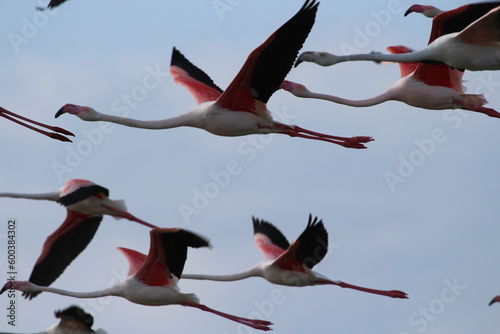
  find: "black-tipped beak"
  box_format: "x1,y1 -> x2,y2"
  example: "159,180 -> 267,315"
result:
0,283 -> 9,294
403,8 -> 413,16
55,106 -> 66,118
294,57 -> 303,68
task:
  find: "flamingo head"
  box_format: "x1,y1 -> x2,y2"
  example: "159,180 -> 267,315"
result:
279,80 -> 312,98
404,4 -> 442,18
55,104 -> 102,121
0,280 -> 34,294
294,51 -> 339,67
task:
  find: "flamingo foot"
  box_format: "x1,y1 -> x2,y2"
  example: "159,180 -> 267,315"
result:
183,302 -> 273,331
327,280 -> 408,299
0,107 -> 75,142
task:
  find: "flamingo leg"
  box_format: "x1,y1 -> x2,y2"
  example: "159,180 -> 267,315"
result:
181,301 -> 273,331
0,107 -> 75,142
100,204 -> 158,229
455,101 -> 500,119
271,122 -> 374,149
322,280 -> 408,299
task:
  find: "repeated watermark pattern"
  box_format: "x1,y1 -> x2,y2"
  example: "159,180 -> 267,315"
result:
213,0 -> 244,21
7,2 -> 59,54
51,64 -> 169,181
385,72 -> 500,192
177,106 -> 295,225
339,0 -> 403,54
398,277 -> 467,334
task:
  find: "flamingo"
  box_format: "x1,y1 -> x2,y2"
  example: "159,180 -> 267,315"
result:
295,5 -> 500,71
0,179 -> 156,299
489,295 -> 500,305
36,0 -> 69,10
281,45 -> 500,118
0,305 -> 106,334
54,0 -> 374,149
180,215 -> 408,299
1,228 -> 273,331
1,106 -> 74,142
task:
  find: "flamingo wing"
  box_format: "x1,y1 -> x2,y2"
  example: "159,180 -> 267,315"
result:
457,6 -> 500,44
117,247 -> 147,276
216,0 -> 319,113
386,45 -> 419,77
429,2 -> 500,43
413,61 -> 464,91
24,210 -> 102,299
133,228 -> 210,286
273,215 -> 328,271
58,184 -> 109,206
252,217 -> 289,259
170,47 -> 224,105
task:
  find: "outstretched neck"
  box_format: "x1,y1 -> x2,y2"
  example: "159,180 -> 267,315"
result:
326,48 -> 438,65
28,285 -> 120,299
0,191 -> 60,201
182,267 -> 261,282
99,110 -> 203,130
303,89 -> 397,107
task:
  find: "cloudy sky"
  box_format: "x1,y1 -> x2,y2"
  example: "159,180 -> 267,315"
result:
1,0 -> 499,333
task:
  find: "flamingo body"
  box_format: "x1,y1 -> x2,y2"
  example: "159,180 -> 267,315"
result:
55,1 -> 374,149
0,179 -> 155,299
1,228 -> 272,331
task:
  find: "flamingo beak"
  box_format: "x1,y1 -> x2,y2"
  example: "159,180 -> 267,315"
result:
404,4 -> 427,16
55,106 -> 66,118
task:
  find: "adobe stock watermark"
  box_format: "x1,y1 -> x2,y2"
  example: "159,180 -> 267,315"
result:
339,0 -> 403,54
398,277 -> 467,334
384,71 -> 500,192
7,1 -> 59,54
177,106 -> 296,225
51,64 -> 169,182
213,0 -> 244,20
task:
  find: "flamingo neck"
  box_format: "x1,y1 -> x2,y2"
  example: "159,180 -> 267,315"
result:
304,89 -> 397,107
98,110 -> 203,130
329,48 -> 438,65
0,191 -> 60,201
181,267 -> 261,282
28,284 -> 119,299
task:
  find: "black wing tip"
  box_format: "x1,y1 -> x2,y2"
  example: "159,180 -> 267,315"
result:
252,216 -> 290,250
58,184 -> 109,207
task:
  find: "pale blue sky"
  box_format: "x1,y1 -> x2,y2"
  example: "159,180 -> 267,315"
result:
1,0 -> 499,333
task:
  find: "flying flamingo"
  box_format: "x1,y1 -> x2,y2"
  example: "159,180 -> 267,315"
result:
489,295 -> 500,306
295,5 -> 500,71
0,179 -> 156,299
54,0 -> 373,149
1,228 -> 273,331
1,106 -> 74,142
281,45 -> 500,118
0,305 -> 107,334
181,215 -> 408,299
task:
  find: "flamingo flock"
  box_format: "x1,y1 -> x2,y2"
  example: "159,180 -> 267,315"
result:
2,0 -> 500,332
